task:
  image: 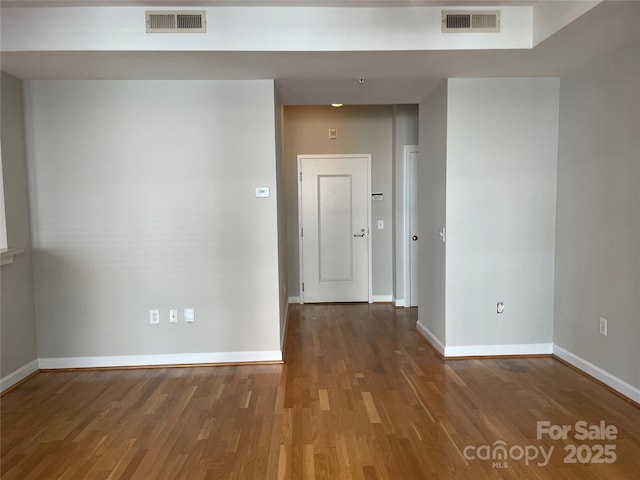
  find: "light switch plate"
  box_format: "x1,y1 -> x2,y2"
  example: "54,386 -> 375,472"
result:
184,308 -> 195,323
255,187 -> 270,198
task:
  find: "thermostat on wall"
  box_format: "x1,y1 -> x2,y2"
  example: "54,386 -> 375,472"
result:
255,187 -> 270,198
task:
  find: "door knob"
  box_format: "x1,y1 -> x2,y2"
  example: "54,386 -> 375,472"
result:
412,235 -> 418,241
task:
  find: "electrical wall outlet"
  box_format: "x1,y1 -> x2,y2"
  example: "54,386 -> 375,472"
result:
149,309 -> 160,324
169,309 -> 178,323
497,302 -> 504,314
599,317 -> 608,336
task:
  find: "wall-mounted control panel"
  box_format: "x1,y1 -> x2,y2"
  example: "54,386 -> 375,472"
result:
255,187 -> 270,198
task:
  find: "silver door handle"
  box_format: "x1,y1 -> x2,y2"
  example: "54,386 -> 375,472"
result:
353,233 -> 366,237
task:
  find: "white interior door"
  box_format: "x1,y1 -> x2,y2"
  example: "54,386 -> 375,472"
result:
298,154 -> 371,303
404,145 -> 420,307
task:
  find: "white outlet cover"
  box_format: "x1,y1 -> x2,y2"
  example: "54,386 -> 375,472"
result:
184,308 -> 195,323
599,317 -> 607,336
169,309 -> 178,323
150,309 -> 160,324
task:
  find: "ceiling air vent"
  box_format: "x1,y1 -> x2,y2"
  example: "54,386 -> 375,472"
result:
442,11 -> 500,33
146,11 -> 206,33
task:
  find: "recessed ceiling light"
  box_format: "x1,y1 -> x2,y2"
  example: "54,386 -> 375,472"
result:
331,103 -> 344,108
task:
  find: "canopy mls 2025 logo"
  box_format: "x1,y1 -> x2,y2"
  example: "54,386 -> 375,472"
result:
463,420 -> 618,469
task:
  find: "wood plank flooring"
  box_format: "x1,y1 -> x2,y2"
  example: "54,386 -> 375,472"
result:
2,304 -> 639,479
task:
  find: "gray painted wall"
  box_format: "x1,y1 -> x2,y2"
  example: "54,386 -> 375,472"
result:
417,82 -> 448,346
274,100 -> 289,347
554,44 -> 639,388
446,78 -> 559,347
1,72 -> 38,378
283,106 -> 394,299
24,80 -> 282,359
393,105 -> 419,305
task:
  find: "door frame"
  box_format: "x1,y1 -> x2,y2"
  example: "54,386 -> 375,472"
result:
297,154 -> 373,304
403,145 -> 419,307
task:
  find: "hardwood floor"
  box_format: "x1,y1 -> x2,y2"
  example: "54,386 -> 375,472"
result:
2,304 -> 639,479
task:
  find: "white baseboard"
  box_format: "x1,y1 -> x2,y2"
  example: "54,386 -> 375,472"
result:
416,321 -> 445,355
553,345 -> 640,404
413,327 -> 638,404
5,345 -> 639,407
445,343 -> 553,357
416,321 -> 553,358
38,350 -> 283,369
395,298 -> 406,307
1,359 -> 39,393
291,295 -> 394,304
371,295 -> 393,303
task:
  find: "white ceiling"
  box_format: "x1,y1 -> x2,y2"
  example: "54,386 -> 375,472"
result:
1,1 -> 638,104
2,1 -> 541,7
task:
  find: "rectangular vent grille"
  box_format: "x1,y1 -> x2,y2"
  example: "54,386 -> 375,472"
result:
146,11 -> 206,33
442,11 -> 500,33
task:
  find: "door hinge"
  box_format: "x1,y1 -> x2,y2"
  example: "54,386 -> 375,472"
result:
301,228 -> 303,237
299,172 -> 302,181
302,282 -> 305,292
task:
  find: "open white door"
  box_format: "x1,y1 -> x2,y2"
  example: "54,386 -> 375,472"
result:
404,145 -> 420,307
298,154 -> 371,303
